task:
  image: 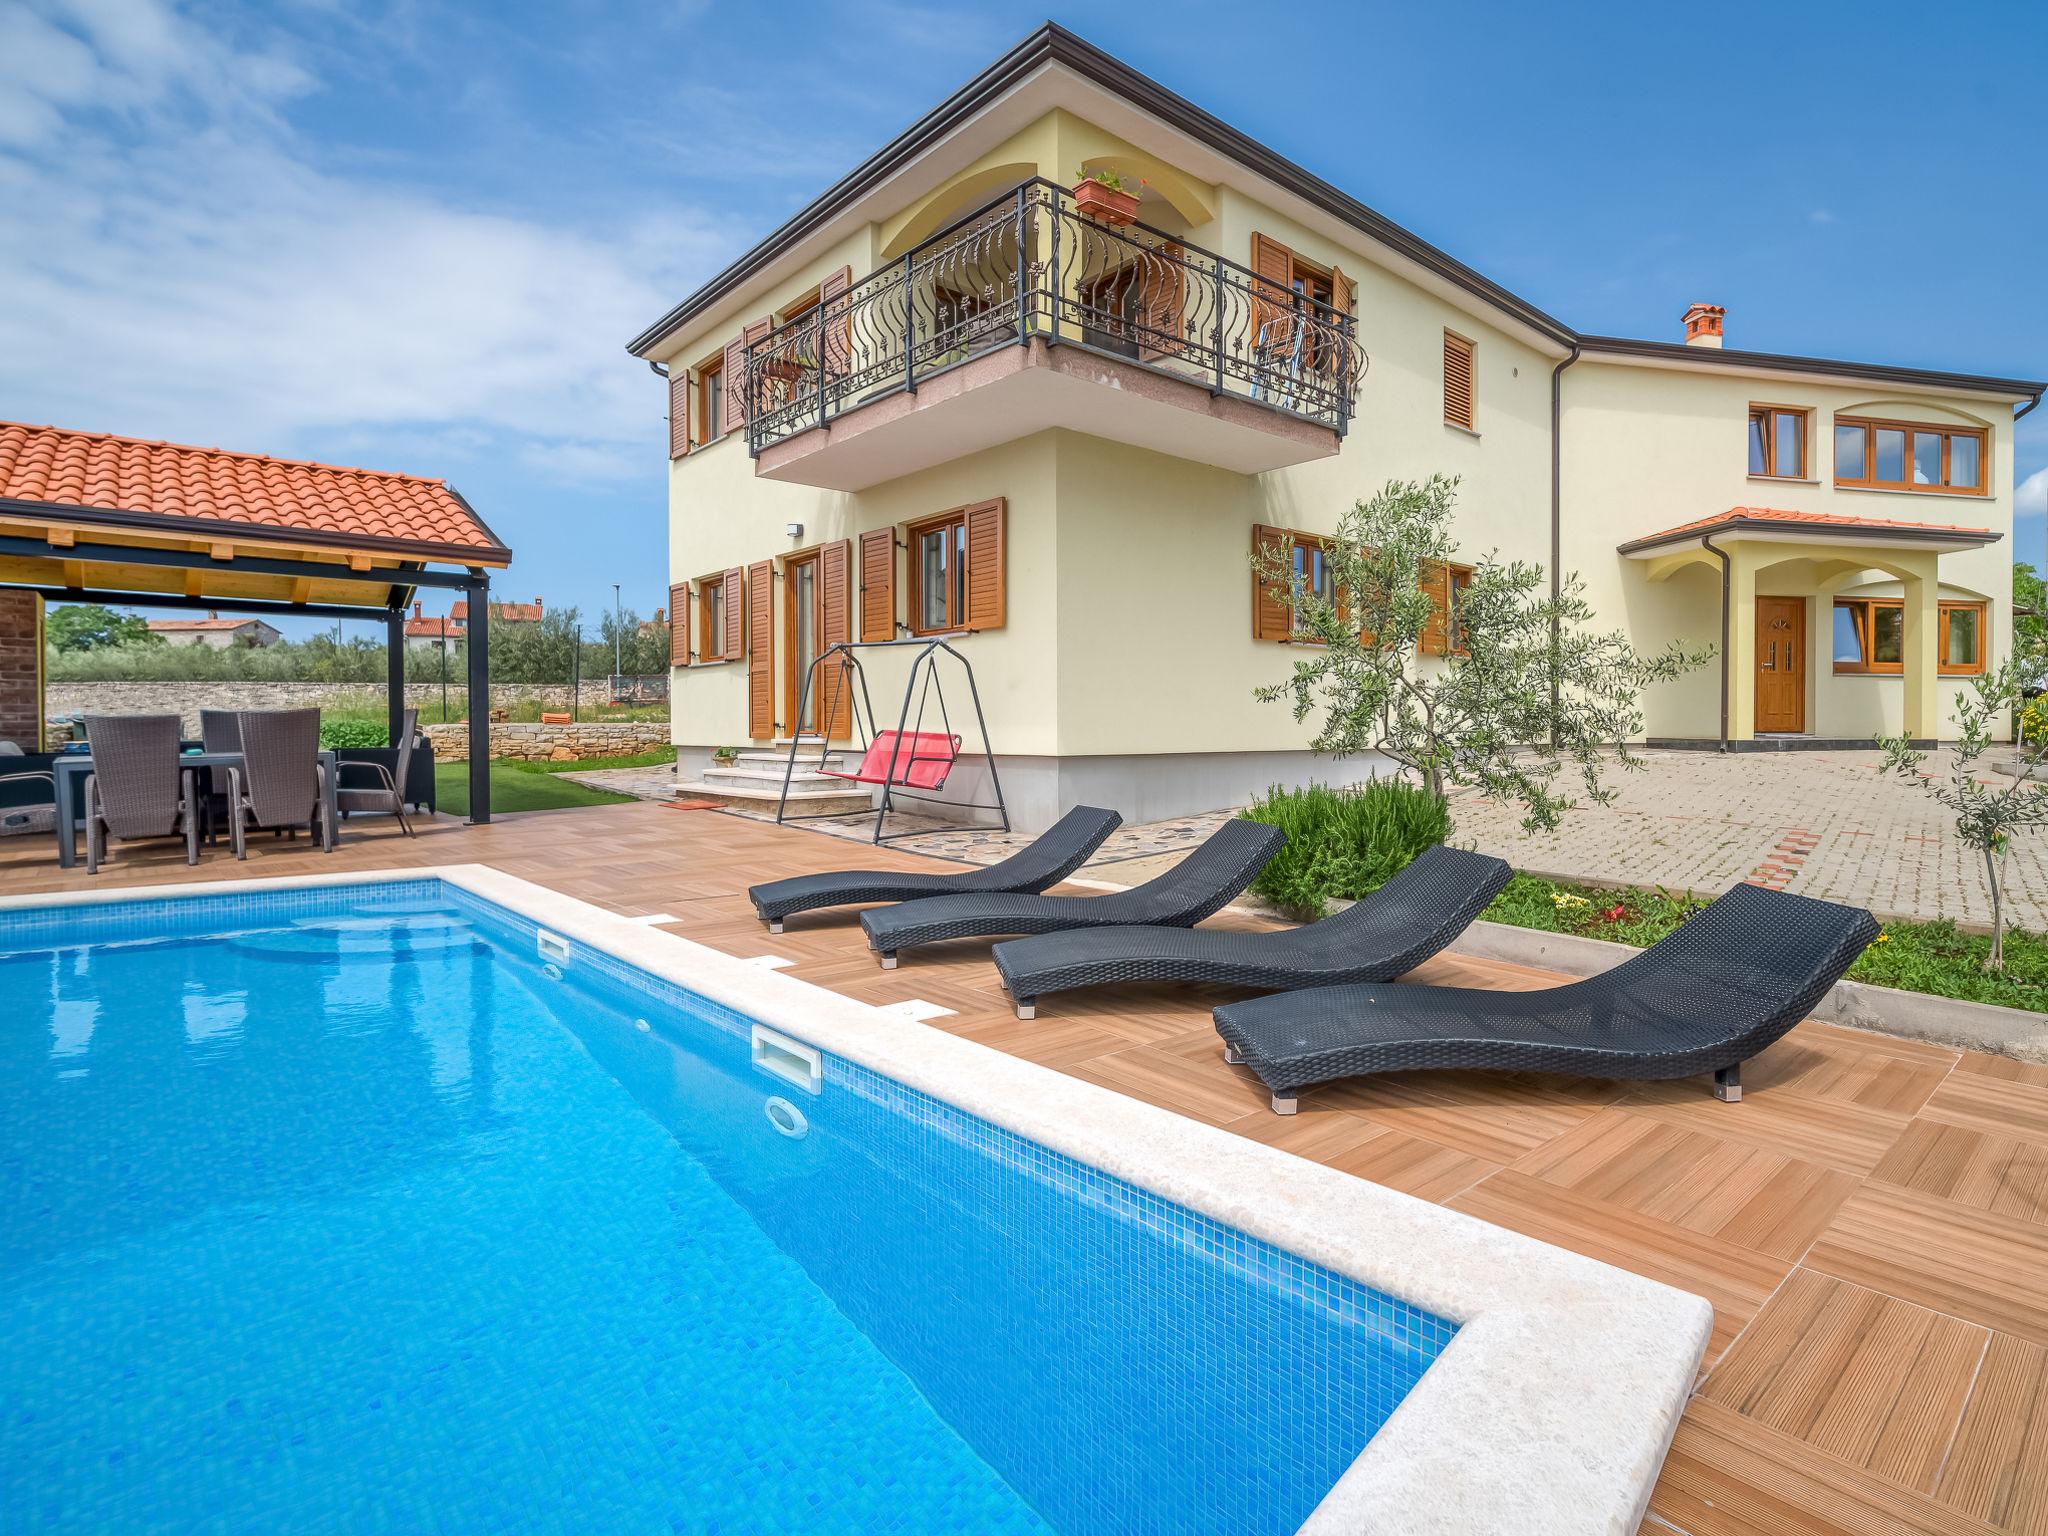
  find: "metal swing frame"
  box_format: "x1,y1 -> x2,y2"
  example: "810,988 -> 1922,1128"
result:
774,636 -> 1010,845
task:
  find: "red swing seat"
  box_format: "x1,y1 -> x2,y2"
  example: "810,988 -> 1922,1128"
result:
820,730 -> 961,791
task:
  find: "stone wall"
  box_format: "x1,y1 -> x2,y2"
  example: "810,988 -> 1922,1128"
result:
0,593 -> 39,749
45,681 -> 617,737
425,721 -> 672,763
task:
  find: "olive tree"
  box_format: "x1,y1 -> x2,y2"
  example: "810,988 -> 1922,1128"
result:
1879,659 -> 2048,972
1252,474 -> 1711,832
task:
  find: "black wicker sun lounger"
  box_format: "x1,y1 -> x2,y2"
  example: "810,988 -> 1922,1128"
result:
859,818 -> 1286,969
1214,882 -> 1877,1115
991,845 -> 1512,1019
746,805 -> 1122,933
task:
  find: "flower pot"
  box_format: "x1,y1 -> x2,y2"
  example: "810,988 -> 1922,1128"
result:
1073,178 -> 1139,226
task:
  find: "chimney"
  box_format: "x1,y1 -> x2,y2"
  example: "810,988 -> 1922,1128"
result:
412,600 -> 422,620
533,596 -> 543,613
1681,303 -> 1725,348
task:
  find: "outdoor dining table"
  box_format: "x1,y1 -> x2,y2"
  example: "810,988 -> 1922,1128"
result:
50,749 -> 339,870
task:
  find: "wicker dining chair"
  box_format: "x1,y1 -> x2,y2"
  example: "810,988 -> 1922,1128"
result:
333,708 -> 420,836
224,709 -> 332,858
80,714 -> 201,873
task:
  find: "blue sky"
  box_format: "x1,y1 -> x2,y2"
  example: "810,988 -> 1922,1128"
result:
4,0 -> 2044,640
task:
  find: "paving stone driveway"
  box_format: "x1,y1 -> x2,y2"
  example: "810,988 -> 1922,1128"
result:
1449,749 -> 2048,933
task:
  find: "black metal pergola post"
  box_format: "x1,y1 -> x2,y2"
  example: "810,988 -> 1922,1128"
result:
464,569 -> 491,823
384,605 -> 406,755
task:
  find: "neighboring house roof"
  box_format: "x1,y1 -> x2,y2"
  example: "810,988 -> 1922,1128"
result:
146,617 -> 273,633
626,23 -> 2044,405
0,421 -> 510,561
449,597 -> 543,624
402,616 -> 458,638
1618,505 -> 2001,555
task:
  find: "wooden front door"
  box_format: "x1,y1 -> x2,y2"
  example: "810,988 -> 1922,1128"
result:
1754,596 -> 1806,734
782,550 -> 821,738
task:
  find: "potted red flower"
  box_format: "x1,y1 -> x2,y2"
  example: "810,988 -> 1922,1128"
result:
1072,167 -> 1140,226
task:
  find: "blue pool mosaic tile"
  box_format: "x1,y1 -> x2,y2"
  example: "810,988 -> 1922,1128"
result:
0,881 -> 1454,1534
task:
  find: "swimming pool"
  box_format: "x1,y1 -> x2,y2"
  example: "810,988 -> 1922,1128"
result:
0,867 -> 1711,1533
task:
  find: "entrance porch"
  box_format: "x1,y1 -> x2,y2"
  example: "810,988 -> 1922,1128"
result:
1620,507 -> 2000,746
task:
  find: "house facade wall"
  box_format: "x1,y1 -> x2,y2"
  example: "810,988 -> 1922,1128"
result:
1562,360 -> 2014,741
655,100 -> 2023,823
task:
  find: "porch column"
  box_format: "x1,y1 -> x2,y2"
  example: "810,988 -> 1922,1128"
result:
385,606 -> 405,749
1724,549 -> 1758,741
1898,554 -> 1942,743
465,572 -> 491,824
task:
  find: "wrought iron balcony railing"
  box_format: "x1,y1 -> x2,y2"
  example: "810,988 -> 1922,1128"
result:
742,178 -> 1368,458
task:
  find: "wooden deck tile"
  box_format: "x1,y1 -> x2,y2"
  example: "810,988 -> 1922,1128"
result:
1868,1120 -> 2048,1229
1919,1072 -> 2048,1145
1700,1268 -> 1986,1494
1806,1184 -> 2048,1346
1650,1399 -> 1999,1535
1618,1079 -> 1913,1177
1936,1333 -> 2048,1533
1516,1109 -> 1858,1263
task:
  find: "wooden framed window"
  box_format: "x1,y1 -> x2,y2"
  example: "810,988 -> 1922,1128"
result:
1747,405 -> 1809,479
905,499 -> 1005,636
1443,331 -> 1475,430
1833,415 -> 1987,495
1252,525 -> 1342,642
696,355 -> 724,444
1421,562 -> 1476,656
690,567 -> 743,661
697,573 -> 727,661
1832,597 -> 1988,675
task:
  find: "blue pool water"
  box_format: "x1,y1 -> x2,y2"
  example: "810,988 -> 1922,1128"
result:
0,882 -> 1451,1534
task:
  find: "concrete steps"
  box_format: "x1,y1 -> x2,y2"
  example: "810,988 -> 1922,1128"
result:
675,740 -> 871,814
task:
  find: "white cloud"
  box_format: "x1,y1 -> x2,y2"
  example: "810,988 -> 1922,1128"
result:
2021,466 -> 2047,521
1808,208 -> 1838,225
0,0 -> 735,484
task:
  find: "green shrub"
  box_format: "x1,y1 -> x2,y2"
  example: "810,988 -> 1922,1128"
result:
318,719 -> 387,750
1239,779 -> 1451,919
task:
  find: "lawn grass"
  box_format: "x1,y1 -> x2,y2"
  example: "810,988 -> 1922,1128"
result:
496,748 -> 676,775
1482,871 -> 2048,1014
434,762 -> 638,817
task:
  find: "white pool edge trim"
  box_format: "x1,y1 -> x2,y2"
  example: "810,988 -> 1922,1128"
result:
2,864 -> 1710,1535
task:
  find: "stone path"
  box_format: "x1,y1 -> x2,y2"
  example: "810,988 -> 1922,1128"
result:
562,750 -> 2048,933
1450,748 -> 2048,933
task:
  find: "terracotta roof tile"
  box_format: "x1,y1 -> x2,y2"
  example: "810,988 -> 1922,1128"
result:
146,617 -> 272,632
0,421 -> 506,557
1626,505 -> 1995,549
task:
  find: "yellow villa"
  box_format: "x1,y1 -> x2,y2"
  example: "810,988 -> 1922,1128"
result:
629,23 -> 2041,830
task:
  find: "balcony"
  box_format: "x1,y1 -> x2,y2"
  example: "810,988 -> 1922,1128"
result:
742,179 -> 1368,490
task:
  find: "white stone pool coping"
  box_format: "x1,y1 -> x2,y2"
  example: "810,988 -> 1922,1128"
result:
3,864 -> 1712,1535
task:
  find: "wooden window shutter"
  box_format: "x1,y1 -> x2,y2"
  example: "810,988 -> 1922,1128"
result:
963,498 -> 1006,631
818,539 -> 854,739
1137,242 -> 1185,359
721,335 -> 747,431
667,370 -> 691,459
1251,524 -> 1293,641
1250,233 -> 1294,357
721,565 -> 744,661
819,265 -> 853,383
1443,331 -> 1475,430
668,582 -> 690,665
746,559 -> 774,739
740,315 -> 773,421
1418,563 -> 1449,656
857,527 -> 895,643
